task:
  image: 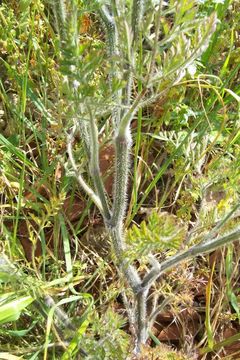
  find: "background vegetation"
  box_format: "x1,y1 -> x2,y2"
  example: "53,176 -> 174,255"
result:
0,0 -> 239,359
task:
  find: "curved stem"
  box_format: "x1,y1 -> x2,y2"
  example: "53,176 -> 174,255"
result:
87,107 -> 111,220
67,127 -> 103,213
142,228 -> 240,290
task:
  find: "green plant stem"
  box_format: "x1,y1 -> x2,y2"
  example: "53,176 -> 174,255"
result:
88,107 -> 111,220
99,5 -> 122,126
110,128 -> 132,227
107,226 -> 141,293
99,3 -> 151,348
132,30 -> 143,213
142,228 -> 240,289
52,0 -> 67,43
118,89 -> 147,136
135,288 -> 148,348
131,0 -> 144,43
67,127 -> 103,213
107,224 -> 145,350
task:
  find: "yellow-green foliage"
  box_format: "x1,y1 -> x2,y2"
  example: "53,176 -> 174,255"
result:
137,344 -> 189,360
126,211 -> 187,257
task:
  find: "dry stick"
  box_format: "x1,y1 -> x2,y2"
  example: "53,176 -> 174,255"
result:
149,295 -> 174,326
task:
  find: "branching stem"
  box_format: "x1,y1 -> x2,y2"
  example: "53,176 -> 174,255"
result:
67,1 -> 233,354
142,228 -> 240,290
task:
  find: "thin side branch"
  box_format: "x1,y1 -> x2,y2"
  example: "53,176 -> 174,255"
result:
142,228 -> 240,289
87,107 -> 111,220
67,126 -> 103,213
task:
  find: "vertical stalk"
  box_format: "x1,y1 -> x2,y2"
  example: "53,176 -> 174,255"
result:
107,223 -> 149,351
52,0 -> 67,44
110,127 -> 132,227
136,288 -> 149,349
131,0 -> 144,43
132,30 -> 143,215
99,5 -> 122,127
107,226 -> 141,293
110,89 -> 147,227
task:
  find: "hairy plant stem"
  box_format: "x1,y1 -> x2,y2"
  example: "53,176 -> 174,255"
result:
99,5 -> 122,127
106,224 -> 147,350
131,0 -> 144,43
99,1 -> 157,349
136,288 -> 148,347
110,128 -> 131,227
142,228 -> 240,290
66,1 -> 229,353
107,225 -> 141,293
52,0 -> 67,43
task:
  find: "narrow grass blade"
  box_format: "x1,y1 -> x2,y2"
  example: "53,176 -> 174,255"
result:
205,258 -> 215,350
226,244 -> 240,320
0,295 -> 34,325
0,134 -> 35,169
59,213 -> 73,281
0,354 -> 24,360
